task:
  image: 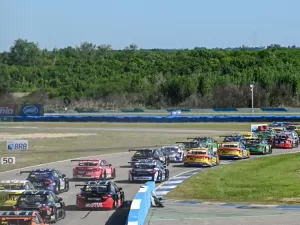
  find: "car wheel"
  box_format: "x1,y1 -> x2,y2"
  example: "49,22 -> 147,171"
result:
100,171 -> 107,180
112,169 -> 116,179
52,207 -> 58,223
54,183 -> 60,194
269,146 -> 272,154
61,207 -> 66,219
113,197 -> 119,209
65,181 -> 69,192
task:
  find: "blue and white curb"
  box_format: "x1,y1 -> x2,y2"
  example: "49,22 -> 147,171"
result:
155,160 -> 235,197
155,169 -> 201,197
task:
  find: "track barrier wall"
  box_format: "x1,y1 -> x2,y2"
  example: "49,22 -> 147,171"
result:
10,115 -> 300,122
126,181 -> 155,225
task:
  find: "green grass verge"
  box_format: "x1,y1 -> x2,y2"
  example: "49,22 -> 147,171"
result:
0,122 -> 251,131
167,153 -> 300,205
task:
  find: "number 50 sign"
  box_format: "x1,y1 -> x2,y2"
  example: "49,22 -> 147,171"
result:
1,157 -> 16,164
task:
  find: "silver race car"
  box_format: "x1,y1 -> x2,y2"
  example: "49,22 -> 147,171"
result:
161,144 -> 186,163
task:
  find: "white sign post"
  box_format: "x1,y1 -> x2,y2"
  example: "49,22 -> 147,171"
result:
1,157 -> 16,164
7,140 -> 29,151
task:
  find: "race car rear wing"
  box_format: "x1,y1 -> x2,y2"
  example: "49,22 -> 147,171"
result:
20,171 -> 31,174
70,159 -> 100,162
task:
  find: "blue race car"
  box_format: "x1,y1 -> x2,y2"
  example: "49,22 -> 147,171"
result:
221,135 -> 247,145
20,169 -> 69,194
128,159 -> 169,183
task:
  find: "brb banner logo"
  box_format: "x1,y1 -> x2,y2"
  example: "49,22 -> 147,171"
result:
19,104 -> 44,116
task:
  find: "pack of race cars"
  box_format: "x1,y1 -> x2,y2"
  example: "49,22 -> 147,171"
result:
0,121 -> 299,224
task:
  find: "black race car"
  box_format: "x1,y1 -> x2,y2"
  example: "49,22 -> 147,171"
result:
75,180 -> 125,210
128,148 -> 169,166
13,190 -> 66,223
20,168 -> 69,194
128,159 -> 169,183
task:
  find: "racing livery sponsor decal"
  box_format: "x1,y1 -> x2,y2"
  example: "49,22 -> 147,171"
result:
0,104 -> 18,116
85,203 -> 103,207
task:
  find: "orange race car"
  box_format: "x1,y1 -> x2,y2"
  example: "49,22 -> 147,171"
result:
0,211 -> 49,225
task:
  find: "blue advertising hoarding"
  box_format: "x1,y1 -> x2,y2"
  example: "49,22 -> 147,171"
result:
19,104 -> 44,116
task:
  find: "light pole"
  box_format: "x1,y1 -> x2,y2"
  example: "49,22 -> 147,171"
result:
250,84 -> 254,116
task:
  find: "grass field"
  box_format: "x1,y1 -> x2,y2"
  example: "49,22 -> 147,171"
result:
0,122 -> 241,171
167,153 -> 300,205
0,122 -> 252,131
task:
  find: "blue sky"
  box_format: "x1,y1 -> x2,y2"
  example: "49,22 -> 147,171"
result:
0,0 -> 299,51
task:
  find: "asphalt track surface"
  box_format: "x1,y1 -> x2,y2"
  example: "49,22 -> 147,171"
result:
0,126 -> 300,225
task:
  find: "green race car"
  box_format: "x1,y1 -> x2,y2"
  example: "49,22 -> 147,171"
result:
257,130 -> 276,144
244,138 -> 272,155
186,137 -> 219,154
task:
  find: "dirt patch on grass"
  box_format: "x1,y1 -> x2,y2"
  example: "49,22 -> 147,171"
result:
0,132 -> 97,141
280,198 -> 300,204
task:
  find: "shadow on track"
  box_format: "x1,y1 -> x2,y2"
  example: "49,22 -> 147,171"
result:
105,201 -> 132,225
119,165 -> 131,168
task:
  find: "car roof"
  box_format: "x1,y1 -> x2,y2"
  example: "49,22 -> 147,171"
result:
0,180 -> 28,184
2,211 -> 36,216
31,168 -> 54,172
22,190 -> 53,195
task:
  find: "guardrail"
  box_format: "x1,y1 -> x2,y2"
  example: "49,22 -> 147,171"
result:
126,181 -> 155,225
9,115 -> 300,122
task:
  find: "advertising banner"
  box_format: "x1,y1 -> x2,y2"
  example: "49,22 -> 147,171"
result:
7,140 -> 29,151
19,104 -> 44,116
0,104 -> 18,116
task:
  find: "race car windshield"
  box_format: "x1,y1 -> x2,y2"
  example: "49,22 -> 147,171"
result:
29,171 -> 51,178
0,184 -> 25,190
18,194 -> 49,204
224,137 -> 238,142
163,148 -> 179,154
83,185 -> 109,193
133,164 -> 156,169
246,140 -> 260,144
78,162 -> 98,166
134,150 -> 153,157
183,142 -> 199,148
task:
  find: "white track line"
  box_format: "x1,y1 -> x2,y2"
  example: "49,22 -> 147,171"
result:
0,151 -> 130,174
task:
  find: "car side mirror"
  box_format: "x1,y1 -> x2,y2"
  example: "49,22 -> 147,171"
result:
119,187 -> 123,191
109,164 -> 112,167
57,197 -> 63,202
164,165 -> 166,168
62,174 -> 66,178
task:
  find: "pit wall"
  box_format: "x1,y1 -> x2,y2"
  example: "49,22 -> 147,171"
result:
126,181 -> 155,225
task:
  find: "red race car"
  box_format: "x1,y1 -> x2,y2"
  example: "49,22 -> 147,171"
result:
272,134 -> 293,149
75,181 -> 125,210
71,159 -> 116,180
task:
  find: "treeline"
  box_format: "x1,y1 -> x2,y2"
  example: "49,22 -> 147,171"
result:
1,39 -> 300,109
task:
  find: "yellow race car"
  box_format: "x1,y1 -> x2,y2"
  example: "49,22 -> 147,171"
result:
239,132 -> 258,140
0,180 -> 35,207
218,142 -> 250,159
184,147 -> 220,167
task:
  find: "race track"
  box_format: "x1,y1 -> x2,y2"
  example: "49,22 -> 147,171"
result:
0,126 -> 300,225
